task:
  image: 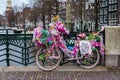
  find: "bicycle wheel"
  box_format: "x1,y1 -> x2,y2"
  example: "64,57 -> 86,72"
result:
76,49 -> 100,69
36,47 -> 62,71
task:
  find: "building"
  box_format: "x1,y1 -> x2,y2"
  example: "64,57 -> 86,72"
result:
0,15 -> 6,26
100,0 -> 119,26
0,15 -> 3,26
119,0 -> 120,25
6,0 -> 13,27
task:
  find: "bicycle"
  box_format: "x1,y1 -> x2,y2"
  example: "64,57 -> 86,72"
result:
35,28 -> 104,71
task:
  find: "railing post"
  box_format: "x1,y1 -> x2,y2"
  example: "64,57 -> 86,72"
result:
24,30 -> 27,66
6,29 -> 10,66
22,48 -> 24,63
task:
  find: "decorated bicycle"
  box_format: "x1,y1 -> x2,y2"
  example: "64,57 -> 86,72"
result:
32,15 -> 105,71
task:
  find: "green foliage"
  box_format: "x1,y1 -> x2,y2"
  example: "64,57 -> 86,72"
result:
39,54 -> 45,60
87,34 -> 95,40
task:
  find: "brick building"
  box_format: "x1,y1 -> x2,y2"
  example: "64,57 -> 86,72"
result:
100,0 -> 120,26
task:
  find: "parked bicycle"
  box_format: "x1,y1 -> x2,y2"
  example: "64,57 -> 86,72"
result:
33,16 -> 104,71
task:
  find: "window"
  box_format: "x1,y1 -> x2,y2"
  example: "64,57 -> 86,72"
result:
101,2 -> 106,7
104,8 -> 107,14
105,1 -> 107,6
109,0 -> 112,4
109,13 -> 111,19
100,16 -> 103,23
100,8 -> 103,15
112,5 -> 115,11
114,0 -> 117,3
109,5 -> 117,11
113,12 -> 117,19
109,0 -> 117,4
109,6 -> 112,11
100,2 -> 102,7
112,0 -> 114,3
111,13 -> 114,19
114,5 -> 117,10
104,15 -> 107,23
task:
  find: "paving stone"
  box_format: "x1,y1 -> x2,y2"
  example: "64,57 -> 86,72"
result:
1,71 -> 120,80
0,65 -> 109,80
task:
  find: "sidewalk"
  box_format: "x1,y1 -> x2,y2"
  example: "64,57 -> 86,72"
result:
0,68 -> 120,80
0,64 -> 109,80
1,65 -> 120,80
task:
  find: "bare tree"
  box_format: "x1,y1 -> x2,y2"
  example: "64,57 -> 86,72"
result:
30,6 -> 39,28
29,0 -> 36,7
71,0 -> 85,31
34,0 -> 45,28
20,3 -> 27,29
71,0 -> 100,31
13,5 -> 20,27
33,0 -> 60,29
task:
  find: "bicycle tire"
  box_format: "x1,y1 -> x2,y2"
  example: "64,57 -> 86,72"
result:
36,47 -> 62,71
77,49 -> 100,69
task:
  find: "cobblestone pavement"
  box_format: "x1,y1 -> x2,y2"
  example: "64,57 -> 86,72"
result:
0,69 -> 120,80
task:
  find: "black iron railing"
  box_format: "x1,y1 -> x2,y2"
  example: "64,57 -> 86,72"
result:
0,29 -> 104,66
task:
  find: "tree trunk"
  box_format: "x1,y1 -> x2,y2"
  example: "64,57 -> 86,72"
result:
42,15 -> 45,29
34,18 -> 37,28
95,0 -> 99,31
80,0 -> 83,32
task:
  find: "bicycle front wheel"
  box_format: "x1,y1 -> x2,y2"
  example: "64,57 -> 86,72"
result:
36,47 -> 62,71
77,49 -> 100,69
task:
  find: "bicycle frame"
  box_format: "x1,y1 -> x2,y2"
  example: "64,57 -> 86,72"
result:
47,34 -> 81,60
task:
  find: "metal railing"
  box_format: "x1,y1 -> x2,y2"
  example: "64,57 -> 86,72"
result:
0,29 -> 104,66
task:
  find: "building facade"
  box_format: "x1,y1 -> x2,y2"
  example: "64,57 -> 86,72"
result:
0,15 -> 6,26
100,0 -> 119,26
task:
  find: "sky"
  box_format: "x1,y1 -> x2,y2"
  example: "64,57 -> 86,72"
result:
0,0 -> 29,15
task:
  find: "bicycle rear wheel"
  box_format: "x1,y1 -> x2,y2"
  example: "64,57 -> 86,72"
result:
36,47 -> 62,71
77,49 -> 100,69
